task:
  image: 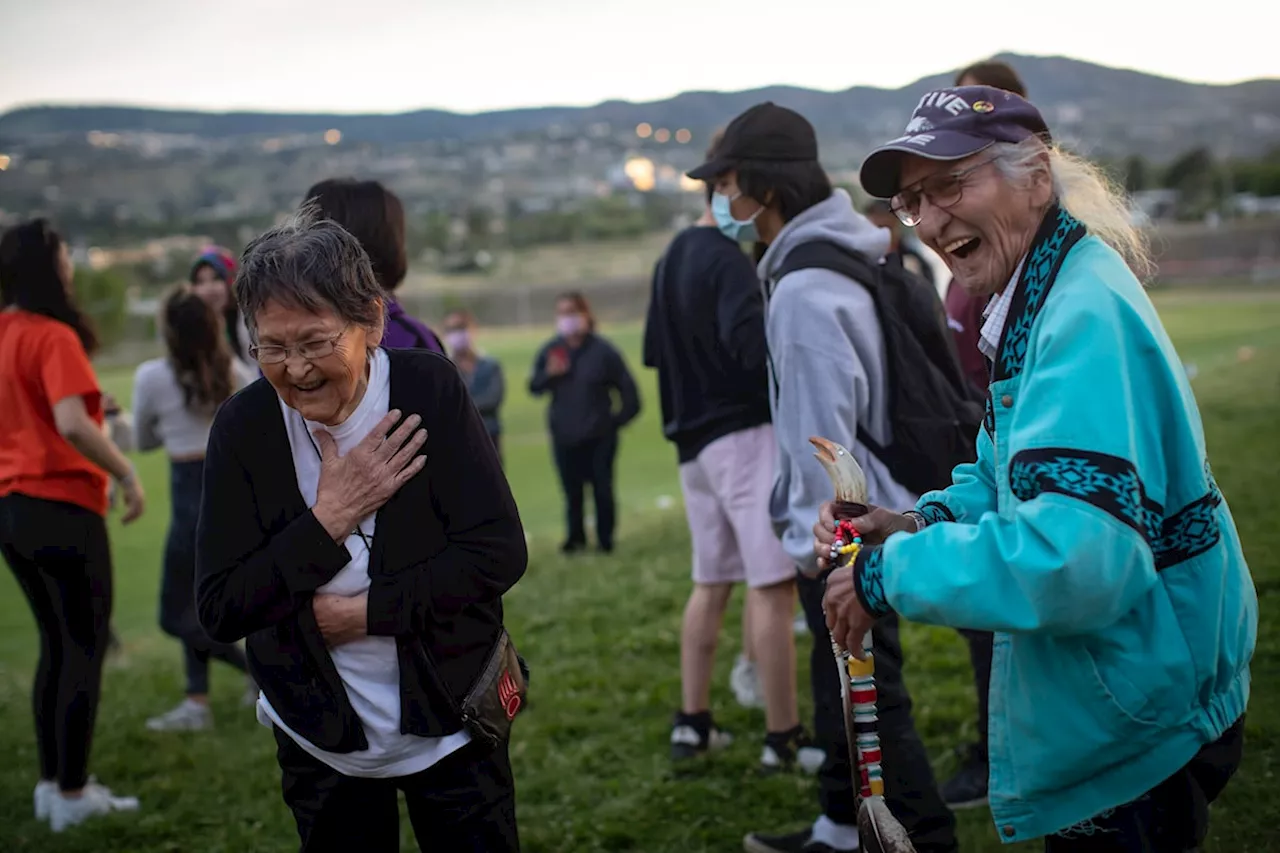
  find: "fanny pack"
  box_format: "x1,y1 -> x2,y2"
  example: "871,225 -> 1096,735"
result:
459,628 -> 529,749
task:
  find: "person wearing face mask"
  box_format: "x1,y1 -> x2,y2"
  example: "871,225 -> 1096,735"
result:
686,102 -> 958,853
442,309 -> 504,462
816,86 -> 1254,851
643,133 -> 820,775
529,292 -> 641,554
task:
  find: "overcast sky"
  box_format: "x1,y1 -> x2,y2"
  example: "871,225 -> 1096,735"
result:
2,0 -> 1274,115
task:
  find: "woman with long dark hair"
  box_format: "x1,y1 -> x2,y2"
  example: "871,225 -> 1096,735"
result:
133,288 -> 258,732
529,291 -> 641,553
0,219 -> 143,832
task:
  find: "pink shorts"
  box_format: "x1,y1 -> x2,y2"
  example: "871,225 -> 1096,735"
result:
678,423 -> 794,589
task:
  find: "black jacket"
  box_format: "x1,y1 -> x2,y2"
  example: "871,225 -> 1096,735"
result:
528,332 -> 640,446
195,348 -> 527,753
642,226 -> 772,463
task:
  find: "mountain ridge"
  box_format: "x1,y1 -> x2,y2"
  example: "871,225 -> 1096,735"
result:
2,53 -> 1279,160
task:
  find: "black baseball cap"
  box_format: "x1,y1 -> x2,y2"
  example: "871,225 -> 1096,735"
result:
859,85 -> 1051,198
686,102 -> 819,180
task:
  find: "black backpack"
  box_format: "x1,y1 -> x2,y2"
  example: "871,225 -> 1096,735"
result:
772,241 -> 985,496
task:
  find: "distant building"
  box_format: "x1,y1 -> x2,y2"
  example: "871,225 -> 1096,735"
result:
1130,189 -> 1180,222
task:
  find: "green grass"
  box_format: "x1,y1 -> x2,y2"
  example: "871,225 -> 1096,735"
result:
1,287 -> 1277,852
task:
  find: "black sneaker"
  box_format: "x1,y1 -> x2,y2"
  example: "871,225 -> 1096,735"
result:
743,829 -> 841,853
669,710 -> 732,760
760,725 -> 826,775
940,742 -> 989,810
560,539 -> 586,555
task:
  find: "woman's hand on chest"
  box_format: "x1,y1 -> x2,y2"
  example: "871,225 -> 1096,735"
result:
313,593 -> 369,647
311,409 -> 428,541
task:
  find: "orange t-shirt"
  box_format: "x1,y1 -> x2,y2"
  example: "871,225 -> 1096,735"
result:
0,310 -> 109,517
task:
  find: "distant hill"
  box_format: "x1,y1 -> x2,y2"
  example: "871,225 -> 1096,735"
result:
3,53 -> 1280,160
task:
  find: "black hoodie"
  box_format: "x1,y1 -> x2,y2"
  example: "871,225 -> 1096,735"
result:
643,225 -> 772,463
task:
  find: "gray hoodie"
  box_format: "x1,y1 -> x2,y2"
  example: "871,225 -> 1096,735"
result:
758,188 -> 918,575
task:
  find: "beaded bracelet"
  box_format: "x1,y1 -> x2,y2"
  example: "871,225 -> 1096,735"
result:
828,518 -> 863,567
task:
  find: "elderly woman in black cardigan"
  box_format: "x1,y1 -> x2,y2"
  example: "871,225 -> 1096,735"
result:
194,209 -> 527,852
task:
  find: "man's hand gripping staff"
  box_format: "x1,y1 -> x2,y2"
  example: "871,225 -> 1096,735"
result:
810,437 -> 917,853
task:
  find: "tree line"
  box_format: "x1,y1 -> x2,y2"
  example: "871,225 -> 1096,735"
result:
1110,145 -> 1280,220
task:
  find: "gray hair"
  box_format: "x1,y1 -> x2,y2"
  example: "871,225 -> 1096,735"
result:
992,137 -> 1156,282
235,203 -> 385,342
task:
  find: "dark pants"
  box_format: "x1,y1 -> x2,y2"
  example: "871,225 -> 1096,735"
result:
798,573 -> 958,853
161,459 -> 246,695
274,728 -> 520,853
958,628 -> 994,759
552,433 -> 618,550
0,493 -> 113,790
1045,716 -> 1245,852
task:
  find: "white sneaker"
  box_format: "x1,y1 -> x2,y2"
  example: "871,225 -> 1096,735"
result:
145,698 -> 213,732
34,779 -> 56,821
49,781 -> 139,832
730,654 -> 765,709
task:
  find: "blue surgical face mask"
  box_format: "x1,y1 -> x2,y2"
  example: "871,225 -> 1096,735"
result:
711,191 -> 761,243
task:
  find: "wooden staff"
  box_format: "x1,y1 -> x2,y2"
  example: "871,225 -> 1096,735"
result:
811,437 -> 916,853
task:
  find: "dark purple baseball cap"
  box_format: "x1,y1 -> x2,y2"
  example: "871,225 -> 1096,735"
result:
858,85 -> 1051,199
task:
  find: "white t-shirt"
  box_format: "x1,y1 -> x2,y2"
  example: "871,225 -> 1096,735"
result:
256,347 -> 471,777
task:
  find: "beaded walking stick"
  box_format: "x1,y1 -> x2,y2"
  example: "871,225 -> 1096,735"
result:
811,437 -> 916,853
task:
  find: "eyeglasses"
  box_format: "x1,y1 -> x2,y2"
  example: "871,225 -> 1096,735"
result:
890,156 -> 1000,227
249,326 -> 349,365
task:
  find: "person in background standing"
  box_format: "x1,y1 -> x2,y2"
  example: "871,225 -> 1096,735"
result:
862,199 -> 937,289
529,292 -> 640,554
686,103 -> 958,853
304,178 -> 446,355
928,56 -> 1031,812
189,246 -> 255,375
443,309 -> 505,461
133,288 -> 259,732
0,219 -> 143,832
643,142 -> 820,774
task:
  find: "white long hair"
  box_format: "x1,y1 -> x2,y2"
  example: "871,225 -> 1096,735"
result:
992,137 -> 1155,282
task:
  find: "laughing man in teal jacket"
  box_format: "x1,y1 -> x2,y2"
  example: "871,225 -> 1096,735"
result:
818,86 -> 1257,851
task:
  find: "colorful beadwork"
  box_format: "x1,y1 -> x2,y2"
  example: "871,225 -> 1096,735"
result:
829,520 -> 864,567
846,645 -> 882,801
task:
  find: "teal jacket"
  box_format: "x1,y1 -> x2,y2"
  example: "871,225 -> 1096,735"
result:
851,216 -> 1257,843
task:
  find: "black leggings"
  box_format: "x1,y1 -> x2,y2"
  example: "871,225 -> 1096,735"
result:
161,459 -> 246,695
0,493 -> 113,790
552,433 -> 618,550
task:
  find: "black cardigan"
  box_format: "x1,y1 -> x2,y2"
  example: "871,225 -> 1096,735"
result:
194,347 -> 527,753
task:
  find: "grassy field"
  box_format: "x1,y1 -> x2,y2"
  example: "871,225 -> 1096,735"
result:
0,286 -> 1276,852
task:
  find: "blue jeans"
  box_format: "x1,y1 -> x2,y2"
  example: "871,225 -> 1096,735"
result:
160,459 -> 246,695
